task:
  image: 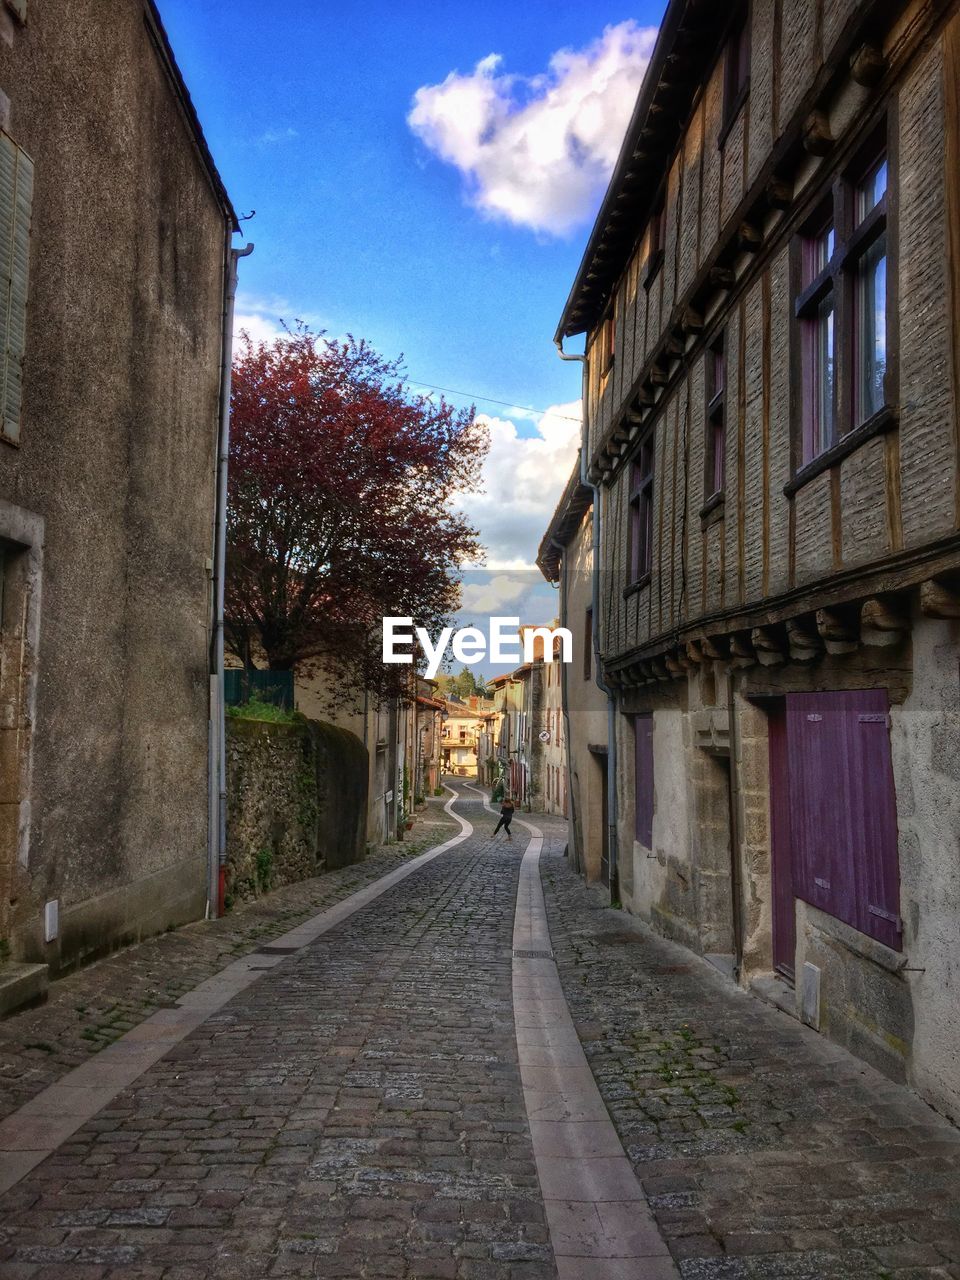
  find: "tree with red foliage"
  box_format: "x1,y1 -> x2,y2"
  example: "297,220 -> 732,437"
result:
226,326 -> 488,704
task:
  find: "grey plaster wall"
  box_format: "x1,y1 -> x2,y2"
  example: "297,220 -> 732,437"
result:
0,1 -> 230,968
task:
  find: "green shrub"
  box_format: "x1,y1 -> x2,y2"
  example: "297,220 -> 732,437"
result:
226,697 -> 300,724
255,848 -> 274,892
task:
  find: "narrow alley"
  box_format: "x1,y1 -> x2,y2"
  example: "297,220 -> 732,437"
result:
0,787 -> 958,1280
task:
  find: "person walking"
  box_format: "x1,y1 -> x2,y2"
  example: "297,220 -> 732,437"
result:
493,795 -> 515,840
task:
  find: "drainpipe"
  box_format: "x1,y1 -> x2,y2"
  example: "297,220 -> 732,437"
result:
550,532 -> 582,873
209,237 -> 254,918
556,337 -> 619,905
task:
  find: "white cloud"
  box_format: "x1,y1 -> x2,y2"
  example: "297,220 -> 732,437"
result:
233,310 -> 286,347
460,573 -> 532,613
257,127 -> 299,146
456,401 -> 582,569
408,21 -> 657,236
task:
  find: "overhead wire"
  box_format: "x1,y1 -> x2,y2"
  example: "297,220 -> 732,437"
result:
406,379 -> 582,424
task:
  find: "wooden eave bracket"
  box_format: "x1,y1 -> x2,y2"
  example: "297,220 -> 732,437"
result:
861,594 -> 910,645
850,42 -> 887,88
920,577 -> 960,619
802,110 -> 834,156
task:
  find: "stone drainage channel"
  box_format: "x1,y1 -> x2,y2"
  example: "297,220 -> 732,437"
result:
0,785 -> 677,1278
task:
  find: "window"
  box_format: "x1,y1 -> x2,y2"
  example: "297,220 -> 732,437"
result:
793,132 -> 891,472
704,334 -> 726,499
629,433 -> 655,583
644,197 -> 665,288
853,155 -> 888,424
583,607 -> 593,681
798,214 -> 837,463
600,305 -> 616,375
0,133 -> 34,444
634,713 -> 654,847
721,9 -> 751,139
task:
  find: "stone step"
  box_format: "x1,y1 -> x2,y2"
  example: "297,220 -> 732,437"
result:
0,962 -> 48,1019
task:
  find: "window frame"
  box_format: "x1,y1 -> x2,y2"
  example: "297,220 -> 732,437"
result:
643,194 -> 666,290
628,431 -> 655,587
789,118 -> 898,488
599,303 -> 616,376
719,5 -> 751,148
704,332 -> 727,504
583,607 -> 593,682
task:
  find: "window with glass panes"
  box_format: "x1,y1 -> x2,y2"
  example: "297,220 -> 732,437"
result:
629,432 -> 655,583
793,131 -> 890,469
705,334 -> 726,498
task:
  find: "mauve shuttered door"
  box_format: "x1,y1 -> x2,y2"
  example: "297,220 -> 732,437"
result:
787,690 -> 901,951
635,713 -> 653,848
850,693 -> 901,951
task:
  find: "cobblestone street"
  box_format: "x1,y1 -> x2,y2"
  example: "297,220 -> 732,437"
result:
1,788 -> 959,1279
542,854 -> 960,1279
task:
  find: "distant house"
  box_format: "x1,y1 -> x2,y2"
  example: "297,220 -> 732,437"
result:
440,696 -> 483,777
0,1 -> 239,997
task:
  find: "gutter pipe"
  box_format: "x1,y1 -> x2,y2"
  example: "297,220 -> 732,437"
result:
209,237 -> 253,919
555,339 -> 619,905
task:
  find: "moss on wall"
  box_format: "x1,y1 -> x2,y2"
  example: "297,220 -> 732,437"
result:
225,718 -> 368,903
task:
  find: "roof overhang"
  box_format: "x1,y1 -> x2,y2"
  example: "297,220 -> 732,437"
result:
144,1 -> 240,232
555,0 -> 732,342
537,460 -> 593,582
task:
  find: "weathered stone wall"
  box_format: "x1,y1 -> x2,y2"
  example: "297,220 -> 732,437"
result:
225,719 -> 368,904
1,1 -> 231,970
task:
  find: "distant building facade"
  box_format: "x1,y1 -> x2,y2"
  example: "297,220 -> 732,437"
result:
539,470 -> 608,878
552,0 -> 960,1118
0,1 -> 238,990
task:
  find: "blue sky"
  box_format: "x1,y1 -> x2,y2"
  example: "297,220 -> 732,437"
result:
161,0 -> 664,585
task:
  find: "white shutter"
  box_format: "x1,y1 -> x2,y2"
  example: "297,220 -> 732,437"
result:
0,132 -> 33,442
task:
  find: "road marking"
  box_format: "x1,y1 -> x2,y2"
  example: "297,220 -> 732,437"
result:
0,787 -> 473,1197
463,782 -> 678,1278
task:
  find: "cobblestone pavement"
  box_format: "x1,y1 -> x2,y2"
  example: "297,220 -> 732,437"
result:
0,802 -> 460,1125
541,851 -> 960,1280
0,789 -> 565,1280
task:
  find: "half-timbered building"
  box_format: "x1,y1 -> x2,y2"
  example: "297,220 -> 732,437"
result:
550,0 -> 960,1119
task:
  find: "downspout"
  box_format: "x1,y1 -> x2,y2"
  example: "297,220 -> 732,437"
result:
550,532 -> 581,873
556,337 -> 619,905
209,237 -> 254,918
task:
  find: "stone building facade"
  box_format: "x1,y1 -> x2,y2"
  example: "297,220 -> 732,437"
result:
539,469 -> 610,881
553,0 -> 960,1120
0,1 -> 238,989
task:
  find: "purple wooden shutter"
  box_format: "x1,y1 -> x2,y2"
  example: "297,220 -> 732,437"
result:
848,690 -> 901,950
786,690 -> 901,951
635,714 -> 654,847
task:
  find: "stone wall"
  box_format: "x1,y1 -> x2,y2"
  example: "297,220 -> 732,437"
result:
225,718 -> 368,904
2,1 -> 231,971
